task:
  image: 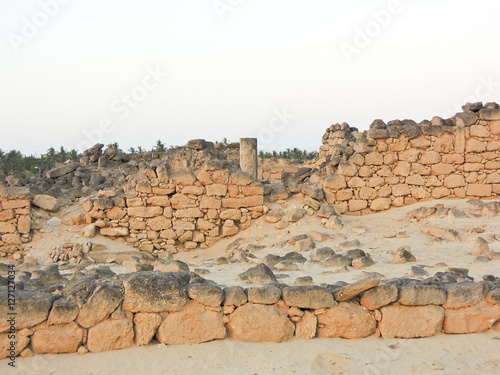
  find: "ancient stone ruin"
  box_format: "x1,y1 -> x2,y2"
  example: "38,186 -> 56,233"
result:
1,102 -> 500,359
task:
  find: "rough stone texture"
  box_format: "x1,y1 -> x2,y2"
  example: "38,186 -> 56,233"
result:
134,313 -> 163,346
398,284 -> 446,306
47,298 -> 79,325
238,264 -> 278,285
316,302 -> 376,339
282,286 -> 336,309
156,301 -> 226,345
360,284 -> 398,310
295,311 -> 317,339
379,305 -> 444,338
223,286 -> 248,306
444,301 -> 500,334
87,318 -> 134,353
122,272 -> 188,313
247,286 -> 282,305
0,290 -> 54,332
31,322 -> 83,354
443,282 -> 487,309
334,277 -> 380,302
227,304 -> 295,343
0,332 -> 30,359
76,284 -> 123,328
187,284 -> 225,307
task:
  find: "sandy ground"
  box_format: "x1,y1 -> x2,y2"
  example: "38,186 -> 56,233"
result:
7,198 -> 500,375
5,333 -> 500,375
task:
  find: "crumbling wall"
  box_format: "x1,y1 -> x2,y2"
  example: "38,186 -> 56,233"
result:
0,188 -> 31,258
258,158 -> 304,183
80,160 -> 265,254
315,102 -> 500,214
1,271 -> 499,358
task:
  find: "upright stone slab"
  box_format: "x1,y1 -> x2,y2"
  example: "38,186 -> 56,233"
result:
240,138 -> 258,179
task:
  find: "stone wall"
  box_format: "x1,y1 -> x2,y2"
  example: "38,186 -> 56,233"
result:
0,188 -> 32,258
258,158 -> 304,183
80,160 -> 265,254
1,271 -> 499,358
315,102 -> 500,214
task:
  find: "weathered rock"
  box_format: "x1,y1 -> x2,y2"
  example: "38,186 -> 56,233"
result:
87,318 -> 134,353
379,305 -> 444,338
33,194 -> 58,211
47,298 -> 79,325
31,322 -> 83,354
360,284 -> 398,310
282,286 -> 336,309
409,207 -> 437,221
223,286 -> 247,306
100,227 -> 129,237
275,260 -> 299,271
287,208 -> 306,222
317,302 -> 376,339
157,300 -> 225,345
0,331 -> 30,359
323,255 -> 351,268
444,301 -> 500,334
443,282 -> 487,309
471,237 -> 489,255
283,252 -> 307,263
247,286 -> 282,304
46,162 -> 79,179
334,277 -> 380,302
295,311 -> 317,339
82,224 -> 96,238
227,304 -> 294,343
0,289 -> 54,332
134,313 -> 162,346
295,237 -> 315,252
76,284 -> 123,328
391,248 -> 416,264
310,247 -> 335,261
317,205 -> 337,218
238,264 -> 278,285
187,284 -> 225,307
122,272 -> 188,313
398,284 -> 446,306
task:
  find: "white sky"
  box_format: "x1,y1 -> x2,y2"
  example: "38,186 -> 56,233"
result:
1,0 -> 500,155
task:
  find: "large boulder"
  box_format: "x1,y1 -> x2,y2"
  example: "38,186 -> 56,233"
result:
122,272 -> 188,313
227,304 -> 294,343
46,162 -> 79,179
87,318 -> 134,353
0,289 -> 53,332
31,322 -> 83,354
316,302 -> 376,339
156,301 -> 226,345
47,298 -> 79,325
0,331 -> 30,359
379,305 -> 444,338
282,286 -> 336,309
443,282 -> 488,309
32,194 -> 58,211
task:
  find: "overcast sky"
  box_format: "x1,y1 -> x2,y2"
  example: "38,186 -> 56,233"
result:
1,0 -> 500,155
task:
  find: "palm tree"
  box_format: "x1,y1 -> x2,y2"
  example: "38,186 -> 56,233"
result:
152,140 -> 166,152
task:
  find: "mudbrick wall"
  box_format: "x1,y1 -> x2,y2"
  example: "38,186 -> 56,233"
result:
1,271 -> 499,358
314,102 -> 500,214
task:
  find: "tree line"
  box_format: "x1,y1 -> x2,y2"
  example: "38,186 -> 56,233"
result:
0,141 -> 317,178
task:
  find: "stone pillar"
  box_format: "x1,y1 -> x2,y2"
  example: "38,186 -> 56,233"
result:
240,138 -> 258,179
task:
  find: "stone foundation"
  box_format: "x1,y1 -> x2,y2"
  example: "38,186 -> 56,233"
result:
1,271 -> 499,359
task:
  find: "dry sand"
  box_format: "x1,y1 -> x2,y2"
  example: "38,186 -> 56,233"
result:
6,198 -> 500,374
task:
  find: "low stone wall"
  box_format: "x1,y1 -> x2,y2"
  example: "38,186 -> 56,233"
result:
1,271 -> 499,359
314,103 -> 500,214
258,158 -> 304,183
80,160 -> 265,254
0,188 -> 32,258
